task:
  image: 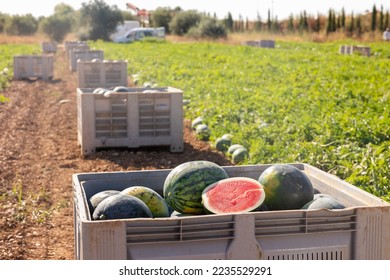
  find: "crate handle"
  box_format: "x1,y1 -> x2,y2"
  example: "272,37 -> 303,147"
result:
226,214 -> 263,259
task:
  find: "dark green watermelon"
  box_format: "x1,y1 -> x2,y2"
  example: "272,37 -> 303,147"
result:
215,137 -> 231,152
89,190 -> 120,210
195,124 -> 210,141
92,194 -> 153,220
258,164 -> 314,210
302,194 -> 345,210
191,116 -> 203,130
227,144 -> 245,156
232,147 -> 248,164
163,161 -> 229,214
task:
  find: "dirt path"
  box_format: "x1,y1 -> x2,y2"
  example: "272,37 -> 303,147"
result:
0,46 -> 232,260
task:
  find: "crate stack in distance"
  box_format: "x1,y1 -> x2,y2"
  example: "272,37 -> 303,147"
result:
339,45 -> 371,57
77,86 -> 184,155
69,41 -> 184,155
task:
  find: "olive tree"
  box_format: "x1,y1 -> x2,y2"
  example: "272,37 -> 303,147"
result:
169,10 -> 201,36
4,14 -> 37,35
79,0 -> 123,41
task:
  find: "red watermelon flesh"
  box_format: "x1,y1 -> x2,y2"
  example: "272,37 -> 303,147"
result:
201,177 -> 266,214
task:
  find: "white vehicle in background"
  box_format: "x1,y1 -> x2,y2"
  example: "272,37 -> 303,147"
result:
110,20 -> 140,41
113,27 -> 166,43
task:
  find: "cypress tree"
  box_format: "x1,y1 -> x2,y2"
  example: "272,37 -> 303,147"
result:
326,9 -> 332,34
225,12 -> 233,32
379,5 -> 384,31
356,15 -> 362,37
332,10 -> 337,31
348,11 -> 354,36
337,14 -> 341,30
371,5 -> 377,31
267,9 -> 272,31
303,10 -> 308,31
255,11 -> 262,31
287,14 -> 294,32
316,13 -> 321,33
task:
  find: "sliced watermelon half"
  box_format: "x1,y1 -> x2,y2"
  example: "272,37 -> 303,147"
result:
201,177 -> 266,214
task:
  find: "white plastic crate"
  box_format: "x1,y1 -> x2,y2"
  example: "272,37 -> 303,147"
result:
259,40 -> 275,48
242,40 -> 259,47
353,45 -> 371,57
72,163 -> 390,260
69,50 -> 104,72
41,42 -> 57,53
339,45 -> 370,57
339,45 -> 354,55
77,86 -> 183,155
64,41 -> 89,57
13,55 -> 54,81
77,60 -> 128,88
242,40 -> 275,48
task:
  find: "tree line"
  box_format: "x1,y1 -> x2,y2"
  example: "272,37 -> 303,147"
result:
225,5 -> 389,37
0,0 -> 388,42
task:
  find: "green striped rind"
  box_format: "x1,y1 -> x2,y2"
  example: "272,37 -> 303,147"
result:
163,161 -> 229,214
215,137 -> 232,152
232,147 -> 248,164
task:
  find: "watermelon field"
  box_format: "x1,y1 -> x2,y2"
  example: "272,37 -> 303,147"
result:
90,39 -> 390,202
0,38 -> 389,260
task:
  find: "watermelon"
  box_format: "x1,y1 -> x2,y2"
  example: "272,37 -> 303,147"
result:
92,194 -> 153,220
202,177 -> 265,214
221,134 -> 233,140
163,161 -> 229,214
195,124 -> 210,141
113,86 -> 129,92
227,144 -> 245,156
121,186 -> 169,217
215,137 -> 231,152
232,147 -> 248,164
258,164 -> 314,210
170,211 -> 193,217
302,194 -> 345,210
93,87 -> 105,94
89,190 -> 120,210
191,116 -> 203,130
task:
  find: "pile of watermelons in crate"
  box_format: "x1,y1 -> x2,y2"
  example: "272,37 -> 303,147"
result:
90,161 -> 345,220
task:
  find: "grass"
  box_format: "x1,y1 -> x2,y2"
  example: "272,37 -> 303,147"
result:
0,176 -> 53,224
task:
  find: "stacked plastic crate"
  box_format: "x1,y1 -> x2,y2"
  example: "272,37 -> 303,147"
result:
69,49 -> 104,72
41,42 -> 57,54
13,55 -> 54,81
242,40 -> 275,48
339,45 -> 371,57
77,86 -> 184,155
77,60 -> 128,88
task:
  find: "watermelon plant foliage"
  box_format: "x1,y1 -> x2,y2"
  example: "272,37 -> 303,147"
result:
91,40 -> 390,201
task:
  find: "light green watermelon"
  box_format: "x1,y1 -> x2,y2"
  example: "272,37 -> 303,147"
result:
121,186 -> 169,217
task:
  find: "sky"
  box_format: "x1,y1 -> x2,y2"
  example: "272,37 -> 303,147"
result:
1,0 -> 389,21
